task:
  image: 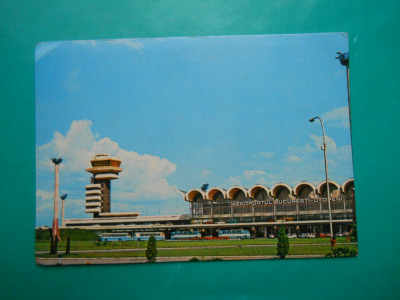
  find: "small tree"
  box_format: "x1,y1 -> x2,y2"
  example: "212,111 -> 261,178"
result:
50,235 -> 55,254
146,235 -> 157,263
65,236 -> 71,254
50,228 -> 58,254
277,226 -> 289,259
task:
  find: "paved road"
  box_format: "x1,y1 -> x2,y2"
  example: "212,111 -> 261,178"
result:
36,254 -> 326,265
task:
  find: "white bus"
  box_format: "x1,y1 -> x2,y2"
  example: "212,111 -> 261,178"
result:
170,231 -> 201,240
133,232 -> 165,241
218,230 -> 250,239
99,232 -> 132,242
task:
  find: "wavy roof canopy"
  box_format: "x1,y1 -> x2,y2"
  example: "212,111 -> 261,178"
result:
179,179 -> 354,201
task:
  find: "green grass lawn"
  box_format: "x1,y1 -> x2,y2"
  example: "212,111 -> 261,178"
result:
36,243 -> 358,258
35,237 -> 353,251
36,237 -> 357,259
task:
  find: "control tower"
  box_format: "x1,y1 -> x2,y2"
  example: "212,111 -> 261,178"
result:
85,154 -> 122,217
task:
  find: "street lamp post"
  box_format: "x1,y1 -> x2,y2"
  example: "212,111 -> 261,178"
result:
336,51 -> 351,132
309,117 -> 333,237
336,51 -> 357,226
60,194 -> 68,227
51,157 -> 62,254
335,51 -> 349,105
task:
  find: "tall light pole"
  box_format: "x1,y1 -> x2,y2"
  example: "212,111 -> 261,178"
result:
309,117 -> 333,237
51,157 -> 62,254
336,51 -> 357,225
60,193 -> 67,227
335,51 -> 349,104
336,51 -> 351,133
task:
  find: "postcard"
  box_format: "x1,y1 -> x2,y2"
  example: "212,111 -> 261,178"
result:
35,33 -> 357,265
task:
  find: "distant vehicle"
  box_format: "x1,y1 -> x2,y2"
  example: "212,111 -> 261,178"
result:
191,219 -> 202,224
171,231 -> 201,240
216,221 -> 226,224
99,232 -> 132,242
268,234 -> 275,239
218,230 -> 250,240
298,233 -> 307,238
133,232 -> 165,241
287,233 -> 297,239
227,218 -> 240,224
306,233 -> 315,238
336,233 -> 343,237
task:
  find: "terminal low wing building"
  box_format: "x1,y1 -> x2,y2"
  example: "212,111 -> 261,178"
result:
179,179 -> 355,237
63,154 -> 355,238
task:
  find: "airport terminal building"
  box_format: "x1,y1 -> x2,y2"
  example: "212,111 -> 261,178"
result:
63,154 -> 355,238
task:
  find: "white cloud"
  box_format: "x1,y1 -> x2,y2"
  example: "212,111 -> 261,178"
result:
336,144 -> 353,161
287,143 -> 314,156
64,69 -> 80,92
310,134 -> 337,153
259,151 -> 275,158
284,155 -> 301,163
36,120 -> 180,224
36,187 -> 87,223
322,106 -> 350,128
36,120 -> 97,174
201,169 -> 212,177
219,134 -> 353,192
36,189 -> 53,201
225,175 -> 242,187
36,189 -> 57,225
224,170 -> 267,188
278,134 -> 353,186
36,193 -> 53,214
243,170 -> 266,180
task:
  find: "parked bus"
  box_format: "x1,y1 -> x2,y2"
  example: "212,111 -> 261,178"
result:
218,230 -> 250,239
133,232 -> 165,241
171,231 -> 201,240
98,232 -> 132,242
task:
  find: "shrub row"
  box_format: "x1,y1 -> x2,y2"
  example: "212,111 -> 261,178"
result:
36,228 -> 99,241
325,246 -> 358,258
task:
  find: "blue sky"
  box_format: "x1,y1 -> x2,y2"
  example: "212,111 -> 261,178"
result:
35,33 -> 352,226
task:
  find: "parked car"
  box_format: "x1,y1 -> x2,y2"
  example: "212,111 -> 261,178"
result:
298,233 -> 307,238
306,233 -> 315,238
287,233 -> 297,239
268,234 -> 275,239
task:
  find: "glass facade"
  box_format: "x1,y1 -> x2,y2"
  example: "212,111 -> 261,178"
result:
188,180 -> 355,223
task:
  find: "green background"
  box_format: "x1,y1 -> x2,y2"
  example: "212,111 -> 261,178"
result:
1,1 -> 399,299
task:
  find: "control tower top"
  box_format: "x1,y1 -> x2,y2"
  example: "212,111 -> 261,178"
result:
85,154 -> 122,215
86,154 -> 122,180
